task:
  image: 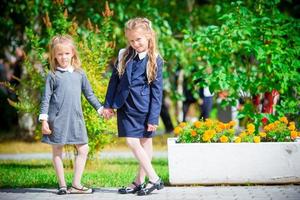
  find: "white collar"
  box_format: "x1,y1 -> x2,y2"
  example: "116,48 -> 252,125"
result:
136,51 -> 147,60
57,66 -> 74,73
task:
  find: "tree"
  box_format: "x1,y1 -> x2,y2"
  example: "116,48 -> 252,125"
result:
184,0 -> 300,127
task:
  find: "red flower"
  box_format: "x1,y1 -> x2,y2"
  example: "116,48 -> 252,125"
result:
262,117 -> 268,124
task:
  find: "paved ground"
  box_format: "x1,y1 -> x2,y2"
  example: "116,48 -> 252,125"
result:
1,185 -> 300,200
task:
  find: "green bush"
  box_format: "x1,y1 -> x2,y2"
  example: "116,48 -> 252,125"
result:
8,1 -> 116,156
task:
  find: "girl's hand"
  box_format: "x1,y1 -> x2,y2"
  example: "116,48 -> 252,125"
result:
97,107 -> 104,117
147,124 -> 158,132
42,120 -> 52,135
103,108 -> 114,119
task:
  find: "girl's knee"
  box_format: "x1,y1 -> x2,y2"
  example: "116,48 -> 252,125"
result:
126,138 -> 142,150
76,144 -> 89,157
140,138 -> 152,145
52,145 -> 64,156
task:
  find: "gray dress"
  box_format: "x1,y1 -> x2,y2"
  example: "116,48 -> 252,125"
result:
40,69 -> 101,145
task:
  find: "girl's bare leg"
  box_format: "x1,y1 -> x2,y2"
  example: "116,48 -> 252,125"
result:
134,138 -> 154,184
72,144 -> 89,188
126,137 -> 159,183
52,145 -> 66,187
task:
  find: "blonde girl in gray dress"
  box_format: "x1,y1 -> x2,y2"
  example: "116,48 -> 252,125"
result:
39,35 -> 103,195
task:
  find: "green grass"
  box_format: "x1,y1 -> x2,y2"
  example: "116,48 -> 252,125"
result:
0,158 -> 169,188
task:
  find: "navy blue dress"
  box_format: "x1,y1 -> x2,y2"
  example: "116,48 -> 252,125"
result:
104,48 -> 164,139
117,55 -> 153,138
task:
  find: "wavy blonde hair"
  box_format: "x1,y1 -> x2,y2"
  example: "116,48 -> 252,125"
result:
118,17 -> 159,84
48,34 -> 81,72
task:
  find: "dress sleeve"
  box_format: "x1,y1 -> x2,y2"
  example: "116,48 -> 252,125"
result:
103,49 -> 125,108
81,72 -> 102,110
103,63 -> 120,108
39,73 -> 54,121
147,56 -> 163,125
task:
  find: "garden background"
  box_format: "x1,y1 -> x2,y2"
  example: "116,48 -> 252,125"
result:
0,0 -> 299,188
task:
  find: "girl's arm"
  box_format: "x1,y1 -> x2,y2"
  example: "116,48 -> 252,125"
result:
104,48 -> 126,108
81,72 -> 102,111
39,73 -> 54,121
39,73 -> 54,134
103,64 -> 119,108
147,56 -> 163,125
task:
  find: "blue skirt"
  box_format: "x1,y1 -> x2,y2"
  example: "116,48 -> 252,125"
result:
117,94 -> 154,138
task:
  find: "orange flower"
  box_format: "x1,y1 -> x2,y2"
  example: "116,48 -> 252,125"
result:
205,119 -> 213,127
224,123 -> 230,129
173,127 -> 182,136
291,131 -> 297,139
206,129 -> 216,137
216,127 -> 222,133
193,121 -> 202,128
220,135 -> 229,143
179,122 -> 187,128
263,125 -> 270,132
247,123 -> 255,134
234,137 -> 241,143
259,132 -> 266,138
298,132 -> 300,137
247,123 -> 255,129
229,120 -> 236,128
279,116 -> 288,124
253,136 -> 261,143
289,121 -> 296,126
268,123 -> 275,131
190,130 -> 197,137
202,134 -> 211,142
288,124 -> 296,131
202,129 -> 215,142
218,123 -> 226,130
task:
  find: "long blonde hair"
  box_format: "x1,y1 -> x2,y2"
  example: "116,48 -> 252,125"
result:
118,17 -> 159,84
48,34 -> 81,72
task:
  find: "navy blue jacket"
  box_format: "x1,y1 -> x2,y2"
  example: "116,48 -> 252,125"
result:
104,49 -> 163,125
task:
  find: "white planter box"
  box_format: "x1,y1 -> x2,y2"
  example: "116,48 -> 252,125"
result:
167,138 -> 300,185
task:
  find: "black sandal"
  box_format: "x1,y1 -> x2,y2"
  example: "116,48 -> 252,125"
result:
118,181 -> 145,194
137,178 -> 164,196
57,186 -> 68,195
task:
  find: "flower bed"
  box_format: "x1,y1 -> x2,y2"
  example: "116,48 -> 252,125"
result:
168,117 -> 300,185
174,117 -> 299,144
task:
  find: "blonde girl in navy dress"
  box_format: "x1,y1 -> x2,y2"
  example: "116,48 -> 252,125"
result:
103,18 -> 164,196
39,35 -> 103,195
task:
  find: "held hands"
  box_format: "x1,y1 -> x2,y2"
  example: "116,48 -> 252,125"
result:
147,124 -> 158,132
41,120 -> 52,135
102,108 -> 115,119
